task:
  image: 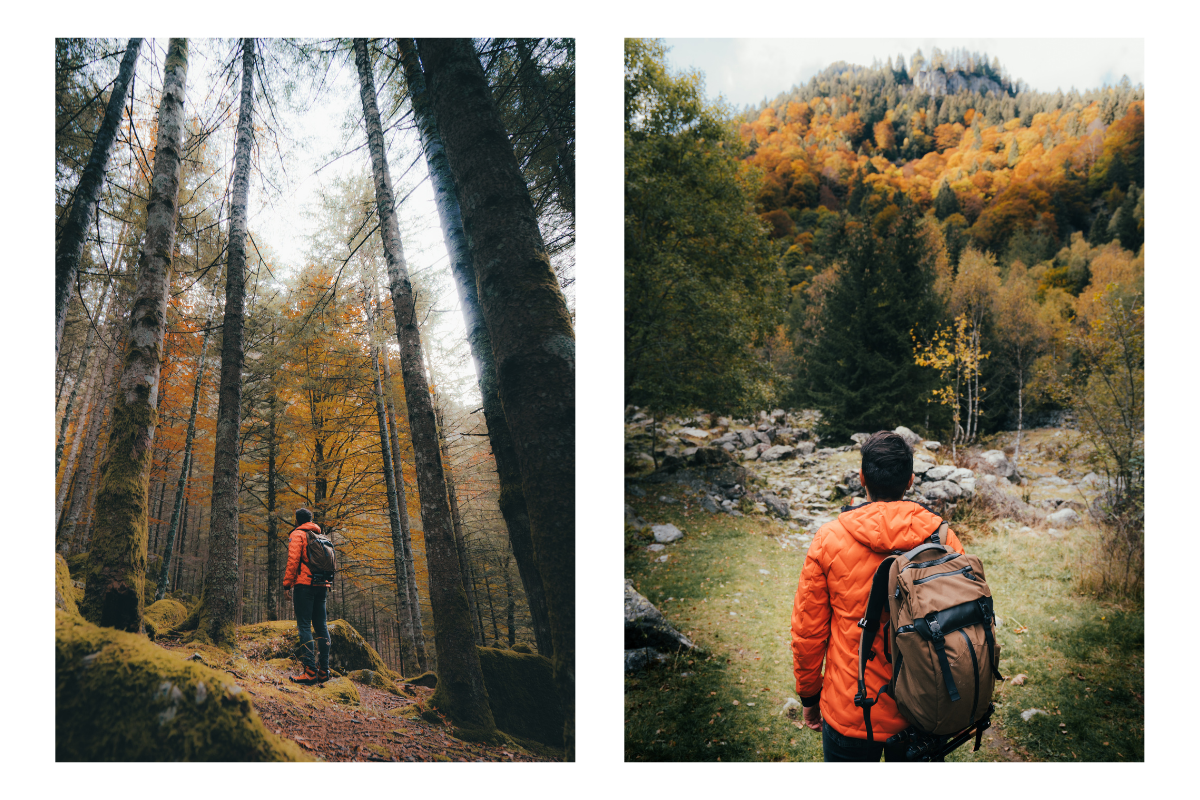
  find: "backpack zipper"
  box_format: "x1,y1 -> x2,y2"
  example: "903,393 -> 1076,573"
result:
912,565 -> 975,585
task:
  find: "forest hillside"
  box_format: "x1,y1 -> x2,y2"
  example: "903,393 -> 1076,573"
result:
56,37 -> 575,759
624,40 -> 1143,763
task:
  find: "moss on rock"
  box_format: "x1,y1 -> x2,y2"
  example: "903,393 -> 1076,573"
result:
327,619 -> 390,675
56,610 -> 308,761
407,671 -> 438,688
56,554 -> 81,618
144,598 -> 188,640
512,643 -> 533,654
387,705 -> 423,720
476,646 -> 565,747
347,668 -> 407,696
312,676 -> 360,706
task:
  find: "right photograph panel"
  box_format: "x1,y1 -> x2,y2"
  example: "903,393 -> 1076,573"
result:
624,38 -> 1144,763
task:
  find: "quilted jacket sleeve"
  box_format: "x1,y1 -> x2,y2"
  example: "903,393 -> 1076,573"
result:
945,526 -> 966,556
283,529 -> 303,588
791,530 -> 832,702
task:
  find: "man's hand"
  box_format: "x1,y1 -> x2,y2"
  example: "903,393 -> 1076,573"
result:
802,703 -> 822,731
284,587 -> 291,602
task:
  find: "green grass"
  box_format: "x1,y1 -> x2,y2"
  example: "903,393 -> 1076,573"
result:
624,485 -> 1144,762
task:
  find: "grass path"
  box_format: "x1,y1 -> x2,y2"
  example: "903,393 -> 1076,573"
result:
624,478 -> 1143,762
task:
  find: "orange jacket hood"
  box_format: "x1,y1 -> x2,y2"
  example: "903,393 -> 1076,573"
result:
791,500 -> 964,741
838,500 -> 945,555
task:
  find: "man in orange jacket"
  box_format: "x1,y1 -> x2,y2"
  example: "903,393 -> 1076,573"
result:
283,508 -> 334,685
791,431 -> 966,761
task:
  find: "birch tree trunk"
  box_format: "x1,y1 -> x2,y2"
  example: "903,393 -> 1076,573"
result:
397,37 -> 553,657
80,38 -> 187,632
155,270 -> 220,602
381,351 -> 428,671
353,37 -> 496,740
56,38 -> 142,360
198,38 -> 254,647
57,279 -> 111,482
416,37 -> 576,757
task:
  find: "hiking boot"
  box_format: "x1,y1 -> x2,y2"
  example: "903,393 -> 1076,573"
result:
290,665 -> 320,685
317,668 -> 331,684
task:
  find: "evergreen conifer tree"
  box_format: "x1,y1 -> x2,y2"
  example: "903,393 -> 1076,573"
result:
798,199 -> 944,443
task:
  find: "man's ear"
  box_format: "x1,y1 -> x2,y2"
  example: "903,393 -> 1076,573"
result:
907,473 -> 915,489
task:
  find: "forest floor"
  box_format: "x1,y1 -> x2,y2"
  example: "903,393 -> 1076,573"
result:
624,423 -> 1144,762
152,634 -> 555,762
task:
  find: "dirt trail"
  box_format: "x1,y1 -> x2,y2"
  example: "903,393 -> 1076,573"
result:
155,637 -> 549,762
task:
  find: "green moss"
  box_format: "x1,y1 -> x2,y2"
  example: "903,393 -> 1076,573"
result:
512,643 -> 533,654
347,669 -> 406,696
65,551 -> 89,581
56,610 -> 309,761
144,598 -> 188,641
327,619 -> 390,674
312,676 -> 360,706
56,554 -> 81,618
475,646 -> 565,747
387,705 -> 423,720
406,671 -> 438,688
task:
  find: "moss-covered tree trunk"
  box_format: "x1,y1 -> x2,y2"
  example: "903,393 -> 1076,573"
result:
416,37 -> 575,757
353,37 -> 497,741
381,351 -> 428,671
369,337 -> 420,670
198,38 -> 254,648
397,37 -> 553,658
80,38 -> 188,632
56,38 -> 142,361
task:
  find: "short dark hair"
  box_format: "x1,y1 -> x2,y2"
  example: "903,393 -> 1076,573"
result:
860,431 -> 913,501
296,508 -> 313,525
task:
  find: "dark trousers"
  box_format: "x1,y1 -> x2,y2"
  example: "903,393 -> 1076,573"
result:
293,584 -> 329,671
822,721 -> 912,762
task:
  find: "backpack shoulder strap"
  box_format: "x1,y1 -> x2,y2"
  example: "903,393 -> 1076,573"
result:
856,554 -> 897,742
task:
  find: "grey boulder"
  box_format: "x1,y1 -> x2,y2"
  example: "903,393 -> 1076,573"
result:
651,523 -> 684,543
625,580 -> 696,651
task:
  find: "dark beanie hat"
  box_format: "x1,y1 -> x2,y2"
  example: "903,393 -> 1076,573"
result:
296,508 -> 313,525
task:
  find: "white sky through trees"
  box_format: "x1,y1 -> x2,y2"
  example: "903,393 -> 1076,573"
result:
661,38 -> 1145,111
128,38 -> 519,407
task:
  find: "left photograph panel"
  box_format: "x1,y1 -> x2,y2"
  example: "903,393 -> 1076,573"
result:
54,37 -> 574,762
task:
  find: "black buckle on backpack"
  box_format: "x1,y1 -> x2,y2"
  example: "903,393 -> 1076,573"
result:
858,617 -> 868,629
854,691 -> 875,709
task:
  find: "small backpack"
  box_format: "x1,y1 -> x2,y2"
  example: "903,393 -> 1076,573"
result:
855,519 -> 1004,757
302,527 -> 336,584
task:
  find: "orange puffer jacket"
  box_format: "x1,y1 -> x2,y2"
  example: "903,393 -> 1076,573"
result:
791,500 -> 964,740
283,522 -> 332,589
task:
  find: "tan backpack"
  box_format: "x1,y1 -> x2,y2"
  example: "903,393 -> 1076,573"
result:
855,520 -> 1004,759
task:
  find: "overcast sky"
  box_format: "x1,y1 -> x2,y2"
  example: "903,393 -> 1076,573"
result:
660,38 -> 1145,111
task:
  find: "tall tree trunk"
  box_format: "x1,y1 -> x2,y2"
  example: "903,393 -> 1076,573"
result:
154,274 -> 219,602
55,316 -> 106,528
57,279 -> 112,482
427,349 -> 483,646
504,555 -> 515,647
56,38 -> 142,360
353,37 -> 497,741
265,379 -> 280,621
80,39 -> 187,632
381,351 -> 428,671
482,567 -> 500,646
197,39 -> 254,647
59,318 -> 125,555
397,37 -> 553,657
369,338 -> 420,670
175,491 -> 190,592
417,37 -> 576,757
